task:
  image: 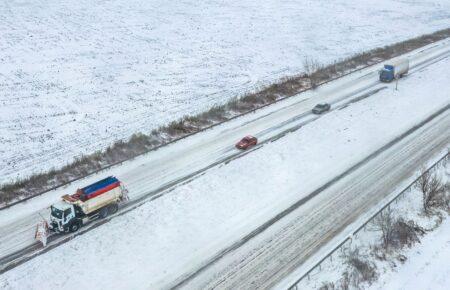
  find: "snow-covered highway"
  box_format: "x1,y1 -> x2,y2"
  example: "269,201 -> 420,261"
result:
0,39 -> 447,264
0,39 -> 449,288
178,104 -> 450,290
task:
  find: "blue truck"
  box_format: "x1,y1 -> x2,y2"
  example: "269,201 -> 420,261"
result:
379,58 -> 409,82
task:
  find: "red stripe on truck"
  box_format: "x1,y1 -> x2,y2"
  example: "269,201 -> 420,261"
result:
85,182 -> 120,200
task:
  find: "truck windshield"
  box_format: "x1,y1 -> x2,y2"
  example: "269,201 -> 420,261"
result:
64,208 -> 72,218
51,206 -> 63,219
380,70 -> 390,78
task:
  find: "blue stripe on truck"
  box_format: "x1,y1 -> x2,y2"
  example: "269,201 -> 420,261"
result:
81,176 -> 119,195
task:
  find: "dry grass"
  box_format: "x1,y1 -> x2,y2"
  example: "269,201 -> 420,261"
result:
342,248 -> 378,289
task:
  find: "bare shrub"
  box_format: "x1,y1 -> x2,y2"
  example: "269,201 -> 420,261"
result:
343,248 -> 377,288
318,276 -> 350,290
303,57 -> 323,89
319,281 -> 336,290
302,57 -> 320,75
370,207 -> 425,251
370,206 -> 395,249
391,218 -> 425,248
242,92 -> 266,106
262,91 -> 278,103
340,272 -> 350,290
129,133 -> 151,149
166,120 -> 188,135
416,170 -> 446,214
445,180 -> 450,211
200,105 -> 227,121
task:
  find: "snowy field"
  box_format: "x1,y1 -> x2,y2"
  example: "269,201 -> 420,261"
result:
1,0 -> 450,184
0,52 -> 449,289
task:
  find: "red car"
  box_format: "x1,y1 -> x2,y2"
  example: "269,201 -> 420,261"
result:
235,135 -> 258,150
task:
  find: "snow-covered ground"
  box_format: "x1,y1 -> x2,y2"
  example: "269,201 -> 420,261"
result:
371,217 -> 450,290
290,160 -> 449,290
1,0 -> 450,183
284,150 -> 450,290
369,163 -> 450,290
0,47 -> 449,289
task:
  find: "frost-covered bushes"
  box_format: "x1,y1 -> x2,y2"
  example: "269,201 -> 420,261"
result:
369,207 -> 425,256
303,57 -> 323,89
416,169 -> 448,215
390,219 -> 425,248
344,248 -> 378,288
369,207 -> 424,251
322,248 -> 378,290
370,207 -> 396,250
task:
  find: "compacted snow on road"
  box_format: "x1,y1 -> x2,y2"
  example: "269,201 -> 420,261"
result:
1,0 -> 450,183
0,51 -> 449,289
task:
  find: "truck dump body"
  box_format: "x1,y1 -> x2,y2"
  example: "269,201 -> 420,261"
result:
62,176 -> 124,215
81,176 -> 120,200
80,187 -> 122,214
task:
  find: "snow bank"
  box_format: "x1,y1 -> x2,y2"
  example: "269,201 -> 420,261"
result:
1,0 -> 450,183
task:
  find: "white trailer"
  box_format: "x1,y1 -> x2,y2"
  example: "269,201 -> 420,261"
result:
379,58 -> 410,82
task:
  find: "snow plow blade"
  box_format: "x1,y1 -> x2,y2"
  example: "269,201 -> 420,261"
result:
35,220 -> 50,247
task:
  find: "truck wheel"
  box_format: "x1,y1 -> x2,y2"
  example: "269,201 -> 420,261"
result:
108,203 -> 119,215
99,207 -> 109,219
69,222 -> 80,233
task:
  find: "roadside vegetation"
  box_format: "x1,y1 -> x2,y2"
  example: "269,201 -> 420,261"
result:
1,28 -> 450,206
310,157 -> 449,290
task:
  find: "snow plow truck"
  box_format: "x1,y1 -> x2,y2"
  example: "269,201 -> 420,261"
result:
36,177 -> 128,245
